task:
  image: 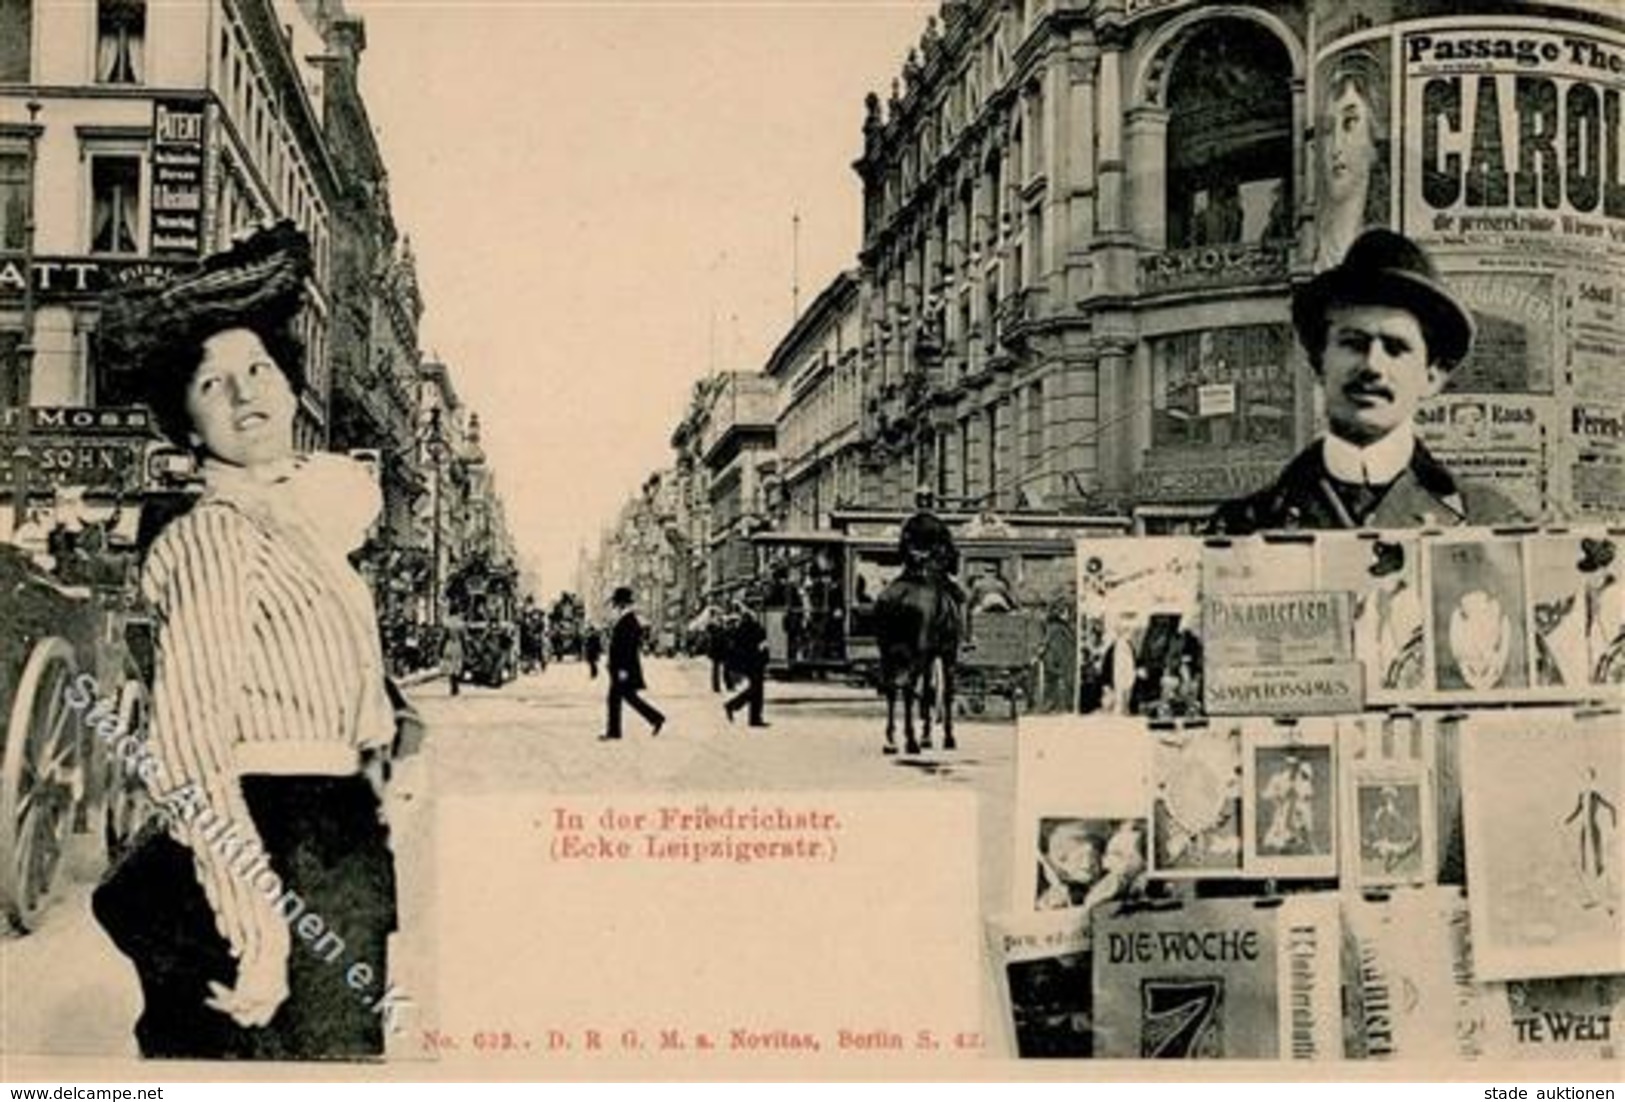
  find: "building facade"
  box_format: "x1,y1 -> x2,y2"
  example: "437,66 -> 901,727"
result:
766,270 -> 865,532
316,4 -> 425,553
1,0 -> 340,506
699,371 -> 777,602
850,0 -> 1625,529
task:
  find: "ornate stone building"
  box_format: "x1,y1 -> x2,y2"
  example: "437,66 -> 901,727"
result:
765,270 -> 863,532
1,0 -> 340,498
851,0 -> 1625,528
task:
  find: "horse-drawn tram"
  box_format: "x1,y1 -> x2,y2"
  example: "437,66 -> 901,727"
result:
0,407 -> 188,931
752,509 -> 1131,716
445,552 -> 522,688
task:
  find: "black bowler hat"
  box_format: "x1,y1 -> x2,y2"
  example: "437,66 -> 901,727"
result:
611,585 -> 635,607
1578,538 -> 1616,574
1293,229 -> 1475,369
1368,539 -> 1406,579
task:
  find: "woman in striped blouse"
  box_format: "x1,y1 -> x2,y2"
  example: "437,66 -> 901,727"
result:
93,224 -> 398,1060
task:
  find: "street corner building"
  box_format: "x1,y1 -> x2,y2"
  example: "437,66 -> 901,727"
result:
786,0 -> 1625,538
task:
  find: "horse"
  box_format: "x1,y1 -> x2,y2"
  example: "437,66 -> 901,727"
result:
873,570 -> 961,756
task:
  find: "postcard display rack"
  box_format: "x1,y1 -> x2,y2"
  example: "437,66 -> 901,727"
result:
988,528 -> 1623,1061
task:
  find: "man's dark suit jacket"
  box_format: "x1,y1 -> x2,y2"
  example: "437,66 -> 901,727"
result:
609,609 -> 646,690
1206,439 -> 1525,535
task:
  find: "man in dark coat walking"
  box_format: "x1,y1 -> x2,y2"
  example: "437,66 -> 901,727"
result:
601,586 -> 665,740
582,625 -> 602,678
1208,229 -> 1523,535
723,599 -> 770,728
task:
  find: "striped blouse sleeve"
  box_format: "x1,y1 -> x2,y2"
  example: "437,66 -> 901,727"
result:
140,505 -> 282,965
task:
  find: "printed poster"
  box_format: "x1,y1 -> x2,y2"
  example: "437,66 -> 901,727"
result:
1075,538 -> 1203,720
1415,392 -> 1548,522
1526,532 -> 1625,693
1400,22 -> 1625,267
1316,532 -> 1426,704
1461,709 -> 1624,981
1012,716 -> 1150,915
1149,720 -> 1245,878
1091,895 -> 1343,1059
983,909 -> 1094,1059
1242,718 -> 1339,880
1347,888 -> 1625,1061
1339,713 -> 1436,890
1423,532 -> 1533,700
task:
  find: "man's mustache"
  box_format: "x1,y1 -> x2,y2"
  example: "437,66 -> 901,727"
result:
1344,376 -> 1395,402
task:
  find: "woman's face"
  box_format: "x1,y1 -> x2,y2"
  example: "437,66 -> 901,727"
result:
185,327 -> 297,468
1323,81 -> 1378,206
1046,824 -> 1101,886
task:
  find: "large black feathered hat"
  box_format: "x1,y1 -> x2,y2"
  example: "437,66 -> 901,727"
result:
1293,229 -> 1474,369
98,220 -> 311,382
98,221 -> 311,443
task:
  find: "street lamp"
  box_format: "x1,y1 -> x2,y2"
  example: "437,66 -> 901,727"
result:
10,100 -> 43,530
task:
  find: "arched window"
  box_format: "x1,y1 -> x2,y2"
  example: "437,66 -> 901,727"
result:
1165,21 -> 1293,250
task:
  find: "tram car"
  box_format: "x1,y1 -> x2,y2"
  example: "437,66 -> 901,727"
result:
445,554 -> 521,687
751,509 -> 1131,716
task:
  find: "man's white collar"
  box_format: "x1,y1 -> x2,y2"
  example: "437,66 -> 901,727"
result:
1322,425 -> 1416,486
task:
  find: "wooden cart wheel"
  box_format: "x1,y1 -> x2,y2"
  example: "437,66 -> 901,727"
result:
103,679 -> 155,864
0,638 -> 82,932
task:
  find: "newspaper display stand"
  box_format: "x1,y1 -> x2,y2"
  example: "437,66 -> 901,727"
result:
987,525 -> 1625,1062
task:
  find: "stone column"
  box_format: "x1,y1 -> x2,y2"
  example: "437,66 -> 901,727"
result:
965,411 -> 988,506
1054,356 -> 1100,504
993,397 -> 1016,509
1125,106 -> 1169,250
1063,45 -> 1098,302
1095,340 -> 1134,499
1095,43 -> 1124,237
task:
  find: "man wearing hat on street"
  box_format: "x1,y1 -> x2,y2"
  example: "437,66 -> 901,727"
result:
899,485 -> 964,605
603,585 -> 665,740
1209,228 -> 1523,534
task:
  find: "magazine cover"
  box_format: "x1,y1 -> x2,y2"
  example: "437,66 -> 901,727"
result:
1526,532 -> 1625,693
1339,713 -> 1436,890
1316,532 -> 1427,704
983,908 -> 1094,1059
1075,538 -> 1204,720
1344,887 -> 1480,1060
1241,718 -> 1340,880
1346,887 -> 1625,1062
1090,895 -> 1343,1060
1011,716 -> 1150,914
1460,709 -> 1624,981
1149,720 -> 1245,879
1422,532 -> 1534,702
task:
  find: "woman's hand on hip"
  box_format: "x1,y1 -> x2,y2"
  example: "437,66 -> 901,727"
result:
206,921 -> 291,1027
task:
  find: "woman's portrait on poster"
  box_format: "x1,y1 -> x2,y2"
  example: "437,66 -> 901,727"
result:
1316,48 -> 1391,269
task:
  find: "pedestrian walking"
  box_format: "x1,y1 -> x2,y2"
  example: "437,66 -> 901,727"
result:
583,625 -> 603,679
89,222 -> 398,1060
706,608 -> 733,693
724,600 -> 770,728
441,616 -> 467,696
602,587 -> 665,740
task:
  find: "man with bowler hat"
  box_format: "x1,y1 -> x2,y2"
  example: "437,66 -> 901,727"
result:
1209,229 -> 1522,534
602,586 -> 665,740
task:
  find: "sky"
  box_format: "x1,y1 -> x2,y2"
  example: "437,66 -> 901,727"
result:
346,0 -> 934,596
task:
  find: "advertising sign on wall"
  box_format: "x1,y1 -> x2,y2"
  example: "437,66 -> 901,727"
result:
150,99 -> 206,257
1399,24 -> 1625,261
1415,393 -> 1548,519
